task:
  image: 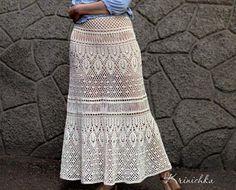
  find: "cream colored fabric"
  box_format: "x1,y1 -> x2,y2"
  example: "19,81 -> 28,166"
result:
60,15 -> 172,185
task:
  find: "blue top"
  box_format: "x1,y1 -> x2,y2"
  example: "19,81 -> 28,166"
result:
70,0 -> 134,24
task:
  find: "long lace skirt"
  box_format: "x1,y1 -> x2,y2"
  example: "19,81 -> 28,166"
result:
59,15 -> 172,185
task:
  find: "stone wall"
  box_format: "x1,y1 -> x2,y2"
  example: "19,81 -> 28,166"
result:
0,0 -> 235,170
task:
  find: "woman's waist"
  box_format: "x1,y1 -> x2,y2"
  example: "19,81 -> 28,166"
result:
76,12 -> 131,23
73,14 -> 133,31
71,15 -> 137,45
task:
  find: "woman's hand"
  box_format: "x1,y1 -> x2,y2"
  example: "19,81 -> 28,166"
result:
67,5 -> 82,23
67,0 -> 110,21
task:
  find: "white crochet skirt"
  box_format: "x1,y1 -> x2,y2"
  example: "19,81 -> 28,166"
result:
59,15 -> 172,185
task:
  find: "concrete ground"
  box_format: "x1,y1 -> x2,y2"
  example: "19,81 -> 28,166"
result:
0,155 -> 235,190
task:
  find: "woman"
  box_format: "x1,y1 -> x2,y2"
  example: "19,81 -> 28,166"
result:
60,1 -> 182,190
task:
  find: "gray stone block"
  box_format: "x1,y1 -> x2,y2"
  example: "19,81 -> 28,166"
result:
214,90 -> 236,117
33,40 -> 69,76
148,31 -> 197,53
37,77 -> 66,140
0,40 -> 43,81
0,136 -> 5,155
200,154 -> 224,170
192,31 -> 236,69
212,58 -> 236,91
31,134 -> 63,159
182,129 -> 232,168
158,4 -> 196,38
137,0 -> 184,24
0,104 -> 45,155
229,5 -> 236,33
132,11 -> 158,51
37,0 -> 62,16
0,0 -> 18,14
52,64 -> 69,95
189,4 -> 231,38
186,0 -> 233,5
0,4 -> 43,41
23,16 -> 72,40
0,62 -> 36,110
141,53 -> 161,79
0,29 -> 12,48
174,99 -> 235,144
159,54 -> 214,99
156,118 -> 183,165
57,1 -> 72,17
20,0 -> 36,9
221,130 -> 236,171
149,72 -> 180,118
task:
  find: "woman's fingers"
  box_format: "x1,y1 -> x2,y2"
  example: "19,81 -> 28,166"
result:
67,5 -> 81,21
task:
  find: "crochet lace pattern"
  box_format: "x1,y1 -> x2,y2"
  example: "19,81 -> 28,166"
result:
60,15 -> 172,185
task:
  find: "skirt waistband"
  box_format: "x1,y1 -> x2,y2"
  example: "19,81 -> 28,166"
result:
73,15 -> 133,31
71,15 -> 137,45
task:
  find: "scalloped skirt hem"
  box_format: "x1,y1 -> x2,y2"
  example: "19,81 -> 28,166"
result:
59,165 -> 172,186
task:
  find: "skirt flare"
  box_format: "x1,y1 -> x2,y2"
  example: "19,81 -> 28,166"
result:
59,15 -> 172,185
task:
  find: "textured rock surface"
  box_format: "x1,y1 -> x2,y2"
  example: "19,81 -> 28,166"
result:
174,99 -> 235,144
0,62 -> 36,110
191,31 -> 236,69
148,31 -> 197,53
0,0 -> 18,14
221,131 -> 236,171
211,58 -> 236,91
37,0 -> 63,16
181,129 -> 232,168
156,118 -> 183,165
37,77 -> 66,140
0,4 -> 43,41
159,54 -> 214,99
157,4 -> 196,38
189,4 -> 231,38
52,64 -> 69,95
214,90 -> 236,117
0,104 -> 45,155
229,3 -> 236,33
141,53 -> 161,79
137,0 -> 184,24
0,40 -> 43,81
132,11 -> 158,51
200,154 -> 224,170
0,0 -> 235,171
33,40 -> 69,76
0,29 -> 12,48
23,16 -> 71,40
149,72 -> 181,118
31,134 -> 63,159
0,137 -> 4,155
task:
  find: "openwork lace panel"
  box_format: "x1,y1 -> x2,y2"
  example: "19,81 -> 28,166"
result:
60,15 -> 172,185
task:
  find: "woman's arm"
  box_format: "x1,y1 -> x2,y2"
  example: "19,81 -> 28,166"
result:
68,1 -> 109,22
100,0 -> 132,15
68,0 -> 132,22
